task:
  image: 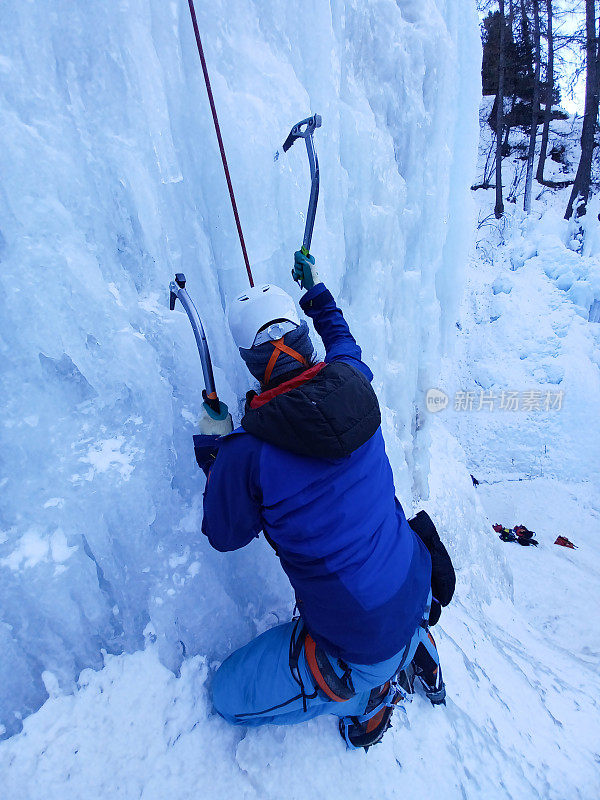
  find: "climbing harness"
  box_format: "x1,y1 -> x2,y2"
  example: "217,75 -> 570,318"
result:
288,623 -> 354,707
282,115 -> 322,273
288,620 -> 318,713
304,633 -> 356,703
187,0 -> 254,287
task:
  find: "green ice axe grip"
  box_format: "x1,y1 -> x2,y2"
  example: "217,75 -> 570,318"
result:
169,273 -> 221,415
295,247 -> 311,286
283,114 -> 321,257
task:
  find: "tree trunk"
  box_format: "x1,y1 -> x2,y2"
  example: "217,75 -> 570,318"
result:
524,0 -> 541,212
495,0 -> 506,219
520,0 -> 534,87
536,0 -> 554,183
502,0 -> 515,152
565,0 -> 599,220
502,94 -> 515,151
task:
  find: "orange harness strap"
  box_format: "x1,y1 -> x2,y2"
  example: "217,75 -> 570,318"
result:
304,634 -> 349,703
263,337 -> 308,385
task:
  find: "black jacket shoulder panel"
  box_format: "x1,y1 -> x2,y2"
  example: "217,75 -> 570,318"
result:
241,361 -> 381,459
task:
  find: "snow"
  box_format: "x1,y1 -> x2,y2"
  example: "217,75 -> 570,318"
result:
1,0 -> 599,798
1,484 -> 599,800
80,437 -> 138,481
0,528 -> 77,572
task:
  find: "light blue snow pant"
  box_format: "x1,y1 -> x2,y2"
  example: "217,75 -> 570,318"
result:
212,615 -> 438,727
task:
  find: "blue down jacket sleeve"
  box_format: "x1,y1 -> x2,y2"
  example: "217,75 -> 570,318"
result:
201,432 -> 263,552
299,283 -> 373,382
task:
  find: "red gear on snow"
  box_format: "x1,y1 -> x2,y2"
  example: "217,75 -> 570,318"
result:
554,536 -> 577,549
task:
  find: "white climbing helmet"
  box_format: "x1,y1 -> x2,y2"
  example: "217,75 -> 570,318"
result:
227,284 -> 301,350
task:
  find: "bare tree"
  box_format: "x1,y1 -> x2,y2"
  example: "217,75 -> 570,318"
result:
495,0 -> 506,218
502,0 -> 517,152
524,0 -> 542,211
536,0 -> 554,183
565,0 -> 600,220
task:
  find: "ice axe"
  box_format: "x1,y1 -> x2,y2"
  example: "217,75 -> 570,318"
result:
169,273 -> 221,415
283,114 -> 322,276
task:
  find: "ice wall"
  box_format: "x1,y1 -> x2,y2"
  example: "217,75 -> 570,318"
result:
0,0 -> 481,737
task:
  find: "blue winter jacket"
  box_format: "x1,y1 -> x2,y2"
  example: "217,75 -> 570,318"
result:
201,283 -> 432,664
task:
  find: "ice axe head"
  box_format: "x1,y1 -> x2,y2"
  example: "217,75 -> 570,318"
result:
282,114 -> 322,153
170,273 -> 187,310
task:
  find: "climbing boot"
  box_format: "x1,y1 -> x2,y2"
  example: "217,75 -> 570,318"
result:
339,670 -> 412,751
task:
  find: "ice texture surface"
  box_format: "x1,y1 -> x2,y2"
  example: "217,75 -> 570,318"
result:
0,0 -> 480,736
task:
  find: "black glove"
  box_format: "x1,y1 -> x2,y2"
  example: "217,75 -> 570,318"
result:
193,434 -> 221,476
408,510 -> 456,626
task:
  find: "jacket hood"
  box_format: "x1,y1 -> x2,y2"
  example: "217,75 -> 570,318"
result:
240,361 -> 381,459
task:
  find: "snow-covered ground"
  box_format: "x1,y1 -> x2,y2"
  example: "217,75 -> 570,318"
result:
1,546 -> 598,800
2,2 -> 600,798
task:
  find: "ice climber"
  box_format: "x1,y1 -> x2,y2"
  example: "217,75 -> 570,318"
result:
193,251 -> 455,749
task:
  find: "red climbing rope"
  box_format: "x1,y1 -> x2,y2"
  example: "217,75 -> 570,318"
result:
187,0 -> 254,287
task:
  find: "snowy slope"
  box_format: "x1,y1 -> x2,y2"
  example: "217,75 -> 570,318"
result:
0,0 -> 481,739
1,469 -> 598,800
1,560 -> 598,800
454,101 -> 600,488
